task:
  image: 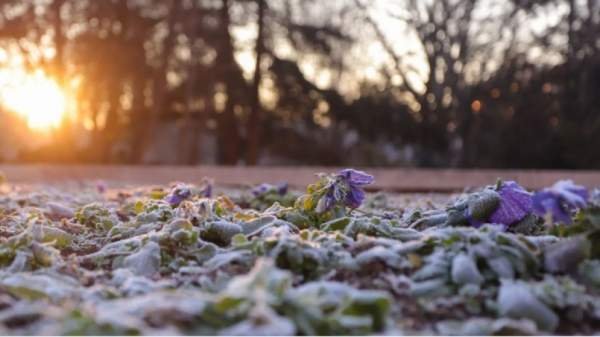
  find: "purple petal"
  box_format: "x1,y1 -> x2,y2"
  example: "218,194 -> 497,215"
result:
532,190 -> 553,215
199,178 -> 213,198
96,181 -> 107,194
551,180 -> 589,208
316,190 -> 336,213
533,191 -> 572,224
251,183 -> 271,197
489,181 -> 533,225
251,182 -> 287,197
338,169 -> 374,186
532,180 -> 589,224
166,184 -> 192,206
277,182 -> 289,195
345,186 -> 365,209
201,184 -> 212,198
166,194 -> 184,206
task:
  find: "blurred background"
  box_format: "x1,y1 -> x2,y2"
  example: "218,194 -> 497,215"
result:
0,0 -> 598,168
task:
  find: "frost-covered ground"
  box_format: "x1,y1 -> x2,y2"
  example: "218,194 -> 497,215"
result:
0,171 -> 599,335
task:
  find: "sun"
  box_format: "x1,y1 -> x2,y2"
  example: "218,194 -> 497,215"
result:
0,69 -> 67,130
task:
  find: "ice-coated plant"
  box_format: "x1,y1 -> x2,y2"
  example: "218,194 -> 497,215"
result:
533,180 -> 589,224
297,169 -> 374,218
252,182 -> 288,197
465,181 -> 531,227
162,180 -> 212,209
165,183 -> 192,207
240,181 -> 295,212
198,178 -> 213,198
335,168 -> 375,208
439,180 -> 533,229
2,172 -> 600,335
488,180 -> 533,225
96,180 -> 107,194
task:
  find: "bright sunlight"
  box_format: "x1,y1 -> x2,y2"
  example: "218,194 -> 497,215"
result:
0,69 -> 67,130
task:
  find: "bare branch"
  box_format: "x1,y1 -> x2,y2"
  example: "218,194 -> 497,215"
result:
353,0 -> 422,101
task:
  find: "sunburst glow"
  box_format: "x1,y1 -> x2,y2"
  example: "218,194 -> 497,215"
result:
0,69 -> 67,130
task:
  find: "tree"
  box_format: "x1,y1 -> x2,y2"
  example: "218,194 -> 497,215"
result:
354,0 -> 548,166
246,0 -> 266,165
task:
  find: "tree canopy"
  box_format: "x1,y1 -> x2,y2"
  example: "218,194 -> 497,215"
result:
0,0 -> 598,168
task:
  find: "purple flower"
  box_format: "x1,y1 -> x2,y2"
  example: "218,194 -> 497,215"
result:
251,182 -> 288,197
166,184 -> 192,207
532,180 -> 589,224
489,181 -> 533,226
316,188 -> 337,213
277,182 -> 289,195
96,180 -> 107,194
338,169 -> 375,185
316,169 -> 374,213
200,180 -> 213,198
201,184 -> 212,198
337,169 -> 375,208
252,183 -> 270,197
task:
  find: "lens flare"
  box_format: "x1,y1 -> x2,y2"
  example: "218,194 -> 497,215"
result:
0,70 -> 67,130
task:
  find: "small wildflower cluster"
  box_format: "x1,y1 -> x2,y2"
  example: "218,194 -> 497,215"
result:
165,183 -> 192,206
297,169 -> 374,217
465,180 -> 533,228
489,181 -> 533,225
251,182 -> 288,197
461,179 -> 590,230
165,179 -> 213,207
240,182 -> 295,211
533,180 -> 589,224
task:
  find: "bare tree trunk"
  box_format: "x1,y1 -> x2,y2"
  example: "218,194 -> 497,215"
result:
181,4 -> 204,165
134,0 -> 181,163
246,0 -> 266,165
130,74 -> 146,163
181,66 -> 202,165
50,0 -> 72,162
565,0 -> 576,118
102,83 -> 121,162
216,0 -> 241,165
51,0 -> 66,86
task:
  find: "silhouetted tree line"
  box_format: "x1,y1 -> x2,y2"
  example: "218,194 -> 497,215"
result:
0,0 -> 598,168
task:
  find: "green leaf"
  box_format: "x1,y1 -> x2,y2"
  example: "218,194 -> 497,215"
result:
201,221 -> 243,246
320,217 -> 352,231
